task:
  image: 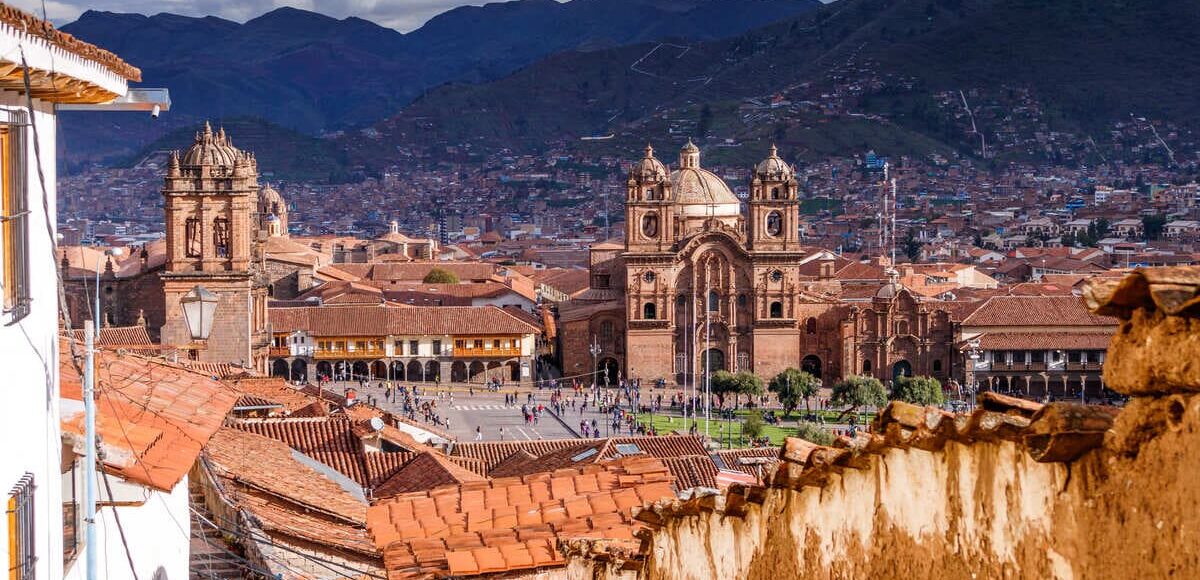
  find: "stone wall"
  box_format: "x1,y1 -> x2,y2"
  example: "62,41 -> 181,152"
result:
569,267 -> 1200,579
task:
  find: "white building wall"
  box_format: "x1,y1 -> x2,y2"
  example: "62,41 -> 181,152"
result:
472,293 -> 536,312
63,476 -> 191,580
0,94 -> 63,580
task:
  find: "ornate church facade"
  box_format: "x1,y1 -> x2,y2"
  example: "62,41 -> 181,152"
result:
558,142 -> 960,387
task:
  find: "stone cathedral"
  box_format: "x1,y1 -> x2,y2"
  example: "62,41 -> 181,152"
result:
559,141 -> 959,386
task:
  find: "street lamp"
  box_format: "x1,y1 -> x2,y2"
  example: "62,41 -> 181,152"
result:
180,285 -> 219,341
589,335 -> 601,392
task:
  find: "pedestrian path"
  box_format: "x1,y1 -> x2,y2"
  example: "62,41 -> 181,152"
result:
452,404 -> 510,411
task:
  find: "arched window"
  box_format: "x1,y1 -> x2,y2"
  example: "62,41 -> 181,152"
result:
643,303 -> 657,320
212,217 -> 230,258
805,317 -> 817,334
896,320 -> 909,335
677,294 -> 687,306
769,301 -> 783,318
933,359 -> 943,372
708,290 -> 719,312
771,186 -> 780,200
184,217 -> 202,257
737,294 -> 747,307
863,359 -> 873,373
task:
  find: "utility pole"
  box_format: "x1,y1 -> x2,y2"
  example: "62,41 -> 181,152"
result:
84,322 -> 97,580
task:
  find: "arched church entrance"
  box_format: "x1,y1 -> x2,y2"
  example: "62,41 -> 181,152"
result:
801,355 -> 822,379
892,360 -> 913,383
702,348 -> 725,374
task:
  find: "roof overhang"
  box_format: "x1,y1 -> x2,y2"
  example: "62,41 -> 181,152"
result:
0,21 -> 132,103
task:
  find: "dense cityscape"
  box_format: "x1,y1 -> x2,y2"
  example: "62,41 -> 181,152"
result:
4,1 -> 1200,580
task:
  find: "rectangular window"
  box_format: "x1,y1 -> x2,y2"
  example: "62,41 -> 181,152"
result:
1031,350 -> 1045,363
8,473 -> 35,580
493,339 -> 501,349
409,340 -> 419,355
1,117 -> 29,322
212,217 -> 230,258
454,339 -> 465,349
433,340 -> 442,355
474,339 -> 483,349
1068,350 -> 1082,363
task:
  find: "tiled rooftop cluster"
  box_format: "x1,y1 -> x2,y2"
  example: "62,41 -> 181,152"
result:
366,456 -> 675,578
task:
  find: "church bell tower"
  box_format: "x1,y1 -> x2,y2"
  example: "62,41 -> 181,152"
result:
160,123 -> 270,370
625,144 -> 674,252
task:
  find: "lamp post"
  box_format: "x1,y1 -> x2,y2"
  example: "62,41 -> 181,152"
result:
963,339 -> 981,408
85,247 -> 121,580
180,285 -> 219,352
588,335 -> 601,402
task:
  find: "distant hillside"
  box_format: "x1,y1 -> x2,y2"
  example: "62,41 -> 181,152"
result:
131,118 -> 352,183
354,0 -> 1200,166
58,0 -> 820,173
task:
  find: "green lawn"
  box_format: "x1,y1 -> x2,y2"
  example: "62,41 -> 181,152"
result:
633,409 -> 876,448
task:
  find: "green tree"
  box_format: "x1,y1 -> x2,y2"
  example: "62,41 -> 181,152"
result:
742,414 -> 765,441
722,371 -> 764,408
890,375 -> 945,406
769,368 -> 821,418
709,370 -> 739,408
423,268 -> 459,284
830,375 -> 886,417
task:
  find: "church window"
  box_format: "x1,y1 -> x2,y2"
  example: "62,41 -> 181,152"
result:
769,301 -> 783,318
771,187 -> 781,200
213,217 -> 230,258
770,270 -> 783,283
594,274 -> 610,289
708,290 -> 719,312
933,359 -> 943,372
863,360 -> 873,373
896,320 -> 909,335
641,214 -> 659,239
185,217 -> 202,258
805,317 -> 817,334
677,294 -> 687,306
643,271 -> 656,283
645,188 -> 655,200
601,321 -> 614,341
643,303 -> 657,320
737,294 -> 747,307
766,211 -> 783,237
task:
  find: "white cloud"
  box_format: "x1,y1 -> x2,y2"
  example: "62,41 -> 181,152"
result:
6,0 -> 505,32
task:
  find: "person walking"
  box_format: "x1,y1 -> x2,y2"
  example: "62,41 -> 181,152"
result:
475,426 -> 483,441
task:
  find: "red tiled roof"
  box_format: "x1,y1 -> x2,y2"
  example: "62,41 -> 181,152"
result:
962,295 -> 1118,327
659,456 -> 718,490
0,4 -> 141,81
205,428 -> 367,523
59,339 -> 237,492
233,417 -> 375,486
66,325 -> 154,351
269,304 -> 541,336
367,457 -> 675,578
226,377 -> 325,414
975,331 -> 1114,350
374,452 -> 487,498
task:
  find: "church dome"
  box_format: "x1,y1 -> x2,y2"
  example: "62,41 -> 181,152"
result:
669,140 -> 740,216
181,122 -> 246,167
755,144 -> 793,181
631,144 -> 668,182
259,183 -> 285,209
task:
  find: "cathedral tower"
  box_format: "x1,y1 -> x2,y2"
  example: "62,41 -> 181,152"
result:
160,123 -> 270,370
625,144 -> 674,252
748,145 -> 800,250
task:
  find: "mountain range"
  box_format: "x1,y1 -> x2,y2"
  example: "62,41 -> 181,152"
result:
58,0 -> 822,167
352,0 -> 1200,168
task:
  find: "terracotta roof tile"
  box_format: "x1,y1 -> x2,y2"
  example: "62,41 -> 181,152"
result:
59,339 -> 236,492
368,457 -> 675,578
962,295 -> 1118,327
270,304 -> 540,336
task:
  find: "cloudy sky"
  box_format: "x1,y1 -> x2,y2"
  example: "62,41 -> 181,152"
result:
10,0 -> 503,32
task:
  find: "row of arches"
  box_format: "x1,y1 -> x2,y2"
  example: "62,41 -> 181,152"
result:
270,358 -> 522,383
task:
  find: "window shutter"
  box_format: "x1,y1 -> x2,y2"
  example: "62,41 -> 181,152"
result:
3,110 -> 30,322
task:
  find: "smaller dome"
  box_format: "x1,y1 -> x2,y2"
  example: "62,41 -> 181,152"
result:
755,144 -> 793,181
632,144 -> 668,182
265,213 -> 280,223
679,139 -> 700,169
259,184 -> 285,207
875,282 -> 899,300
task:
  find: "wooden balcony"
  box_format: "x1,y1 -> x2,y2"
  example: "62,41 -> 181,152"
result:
453,347 -> 522,358
1066,362 -> 1102,371
269,346 -> 290,358
314,349 -> 387,360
